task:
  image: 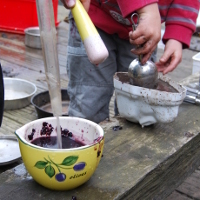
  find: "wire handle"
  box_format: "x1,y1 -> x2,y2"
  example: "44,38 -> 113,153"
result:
131,13 -> 142,62
131,13 -> 139,31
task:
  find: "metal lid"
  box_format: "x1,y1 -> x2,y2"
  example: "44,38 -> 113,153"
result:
0,135 -> 21,166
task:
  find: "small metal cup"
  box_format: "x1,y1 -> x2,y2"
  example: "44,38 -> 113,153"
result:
24,27 -> 41,49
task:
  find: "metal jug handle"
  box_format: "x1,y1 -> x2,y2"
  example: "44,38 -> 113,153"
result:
131,13 -> 142,62
131,13 -> 139,31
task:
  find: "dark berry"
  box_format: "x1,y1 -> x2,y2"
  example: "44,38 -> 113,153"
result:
73,162 -> 86,171
55,173 -> 66,182
97,151 -> 101,157
40,122 -> 54,136
68,132 -> 73,137
72,196 -> 77,200
28,134 -> 33,140
28,128 -> 36,139
43,122 -> 48,127
62,129 -> 69,136
112,126 -> 122,131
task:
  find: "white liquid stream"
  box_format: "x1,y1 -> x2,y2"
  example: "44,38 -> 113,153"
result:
50,95 -> 62,149
37,0 -> 62,149
40,31 -> 63,149
56,116 -> 62,149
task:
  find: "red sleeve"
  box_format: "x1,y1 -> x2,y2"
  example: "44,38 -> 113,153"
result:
117,0 -> 158,17
160,0 -> 199,48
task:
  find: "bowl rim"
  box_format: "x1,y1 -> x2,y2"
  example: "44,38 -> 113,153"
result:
24,27 -> 40,37
31,89 -> 69,115
114,72 -> 186,102
15,116 -> 104,151
4,77 -> 37,101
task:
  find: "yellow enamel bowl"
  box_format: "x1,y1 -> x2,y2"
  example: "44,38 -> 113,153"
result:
15,116 -> 104,190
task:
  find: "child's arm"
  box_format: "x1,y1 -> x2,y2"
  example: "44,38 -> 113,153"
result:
156,0 -> 199,74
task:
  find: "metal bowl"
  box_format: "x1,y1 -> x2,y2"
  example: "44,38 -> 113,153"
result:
24,27 -> 41,49
4,78 -> 37,110
31,89 -> 70,118
0,135 -> 21,166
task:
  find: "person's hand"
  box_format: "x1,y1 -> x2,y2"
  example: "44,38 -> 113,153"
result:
129,3 -> 161,64
156,39 -> 182,74
60,0 -> 75,9
60,0 -> 90,12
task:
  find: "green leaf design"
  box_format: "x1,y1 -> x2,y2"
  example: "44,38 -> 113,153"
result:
61,156 -> 79,166
45,165 -> 55,178
35,161 -> 48,169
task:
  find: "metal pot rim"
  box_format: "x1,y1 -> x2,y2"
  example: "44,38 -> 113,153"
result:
24,27 -> 40,37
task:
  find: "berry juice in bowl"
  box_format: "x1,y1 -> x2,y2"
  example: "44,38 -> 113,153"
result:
15,116 -> 104,190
